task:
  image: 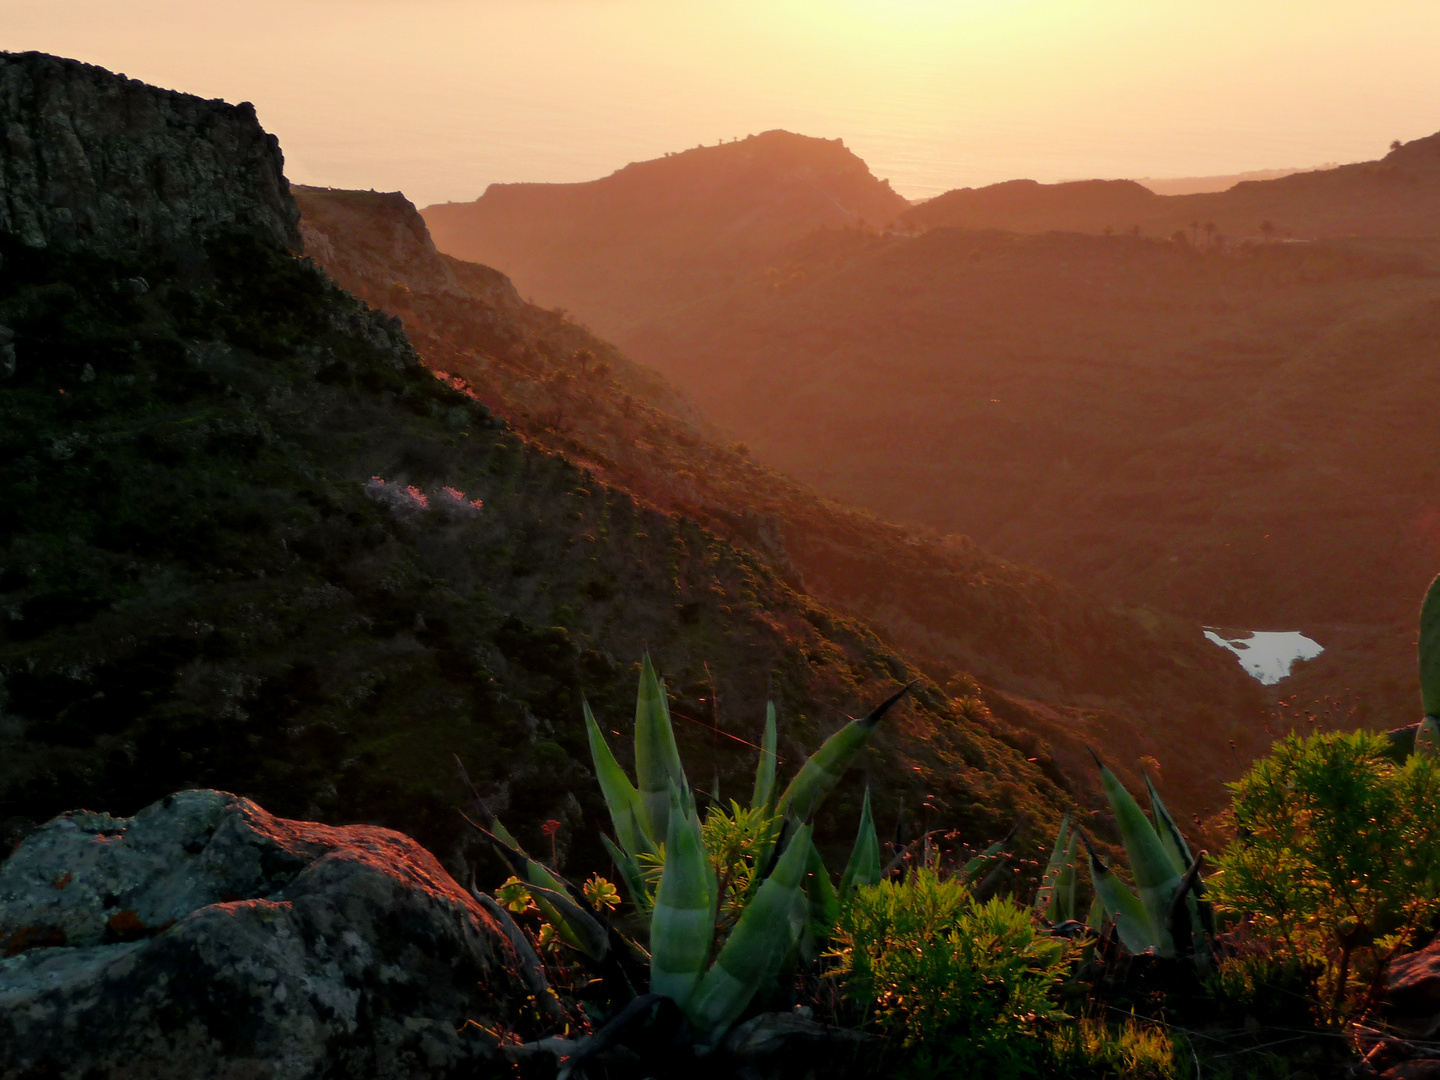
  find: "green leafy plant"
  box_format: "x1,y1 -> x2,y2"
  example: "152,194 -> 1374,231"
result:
1082,757 -> 1213,961
830,869 -> 1074,1079
1044,1017 -> 1185,1080
1209,729 -> 1440,1025
1207,572 -> 1440,1025
484,654 -> 911,1047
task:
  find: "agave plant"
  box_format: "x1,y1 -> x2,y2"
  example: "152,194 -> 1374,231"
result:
582,656 -> 910,1042
470,656 -> 911,1048
1081,757 -> 1213,962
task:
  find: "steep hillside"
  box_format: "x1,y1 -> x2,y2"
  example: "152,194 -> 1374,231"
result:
618,223 -> 1440,728
421,131 -> 910,336
900,133 -> 1440,241
0,54 -> 1086,881
301,186 -> 1271,824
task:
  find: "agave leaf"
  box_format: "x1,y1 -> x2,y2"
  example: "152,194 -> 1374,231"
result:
585,698 -> 654,857
775,684 -> 911,820
464,813 -> 609,959
1144,774 -> 1193,877
1086,894 -> 1105,933
649,785 -> 716,1008
689,821 -> 813,1043
1417,715 -> 1440,759
1421,574 -> 1440,717
751,702 -> 779,810
959,836 -> 1009,885
454,755 -> 524,851
507,850 -> 606,958
1080,830 -> 1157,954
803,838 -> 839,939
602,835 -> 652,912
524,880 -> 611,961
839,788 -> 882,895
1057,831 -> 1078,922
635,654 -> 688,841
1094,755 -> 1184,952
1035,814 -> 1074,918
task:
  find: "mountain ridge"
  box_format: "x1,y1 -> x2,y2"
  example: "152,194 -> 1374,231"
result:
900,132 -> 1440,239
422,130 -> 910,335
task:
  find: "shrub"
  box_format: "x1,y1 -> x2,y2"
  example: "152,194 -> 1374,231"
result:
830,870 -> 1073,1078
1210,729 -> 1440,1025
1045,1017 -> 1184,1080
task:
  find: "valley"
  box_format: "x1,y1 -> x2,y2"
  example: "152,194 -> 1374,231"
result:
422,135 -> 1440,735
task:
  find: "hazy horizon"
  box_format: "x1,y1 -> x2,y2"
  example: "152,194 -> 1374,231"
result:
4,1 -> 1438,206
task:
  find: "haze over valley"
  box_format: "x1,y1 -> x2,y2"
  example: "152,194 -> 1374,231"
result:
424,131 -> 1440,730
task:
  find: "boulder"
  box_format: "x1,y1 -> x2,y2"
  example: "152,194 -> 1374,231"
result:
0,790 -> 568,1079
1390,939 -> 1440,1038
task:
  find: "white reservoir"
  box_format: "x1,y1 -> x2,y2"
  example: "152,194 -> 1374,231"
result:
1203,628 -> 1324,686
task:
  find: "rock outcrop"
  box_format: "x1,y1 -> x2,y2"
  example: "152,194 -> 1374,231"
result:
1390,938 -> 1440,1038
0,51 -> 300,254
0,790 -> 563,1080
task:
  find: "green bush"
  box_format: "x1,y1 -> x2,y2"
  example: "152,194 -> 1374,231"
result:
1045,1017 -> 1184,1080
830,870 -> 1073,1078
1210,730 -> 1440,1025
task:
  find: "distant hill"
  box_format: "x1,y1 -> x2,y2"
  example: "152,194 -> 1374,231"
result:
422,131 -> 910,335
621,224 -> 1440,728
899,134 -> 1440,240
416,125 -> 1440,736
302,185 -> 1270,824
898,178 -> 1161,236
1136,166 -> 1330,197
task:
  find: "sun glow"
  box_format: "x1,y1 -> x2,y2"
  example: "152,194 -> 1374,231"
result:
2,1 -> 1438,204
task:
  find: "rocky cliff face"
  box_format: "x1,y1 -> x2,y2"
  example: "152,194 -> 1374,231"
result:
0,51 -> 300,254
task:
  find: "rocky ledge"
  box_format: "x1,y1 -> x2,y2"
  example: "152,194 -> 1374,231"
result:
0,51 -> 300,254
0,790 -> 564,1080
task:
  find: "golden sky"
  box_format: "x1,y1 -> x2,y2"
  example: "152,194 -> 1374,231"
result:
4,1 -> 1438,204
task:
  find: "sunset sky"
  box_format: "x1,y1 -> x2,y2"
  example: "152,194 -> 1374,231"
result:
4,0 -> 1438,205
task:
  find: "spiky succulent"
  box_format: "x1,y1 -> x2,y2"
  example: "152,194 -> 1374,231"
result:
1035,813 -> 1079,923
1082,758 -> 1212,962
502,655 -> 910,1043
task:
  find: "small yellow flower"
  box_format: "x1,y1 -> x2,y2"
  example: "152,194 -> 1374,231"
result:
496,876 -> 535,914
584,875 -> 622,911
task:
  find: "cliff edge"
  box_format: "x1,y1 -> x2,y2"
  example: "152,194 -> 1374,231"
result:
0,51 -> 300,254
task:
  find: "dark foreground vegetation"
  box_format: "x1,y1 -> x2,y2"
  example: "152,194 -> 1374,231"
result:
472,641 -> 1439,1080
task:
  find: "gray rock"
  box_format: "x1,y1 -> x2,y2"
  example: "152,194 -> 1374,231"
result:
0,790 -> 570,1079
0,51 -> 301,254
